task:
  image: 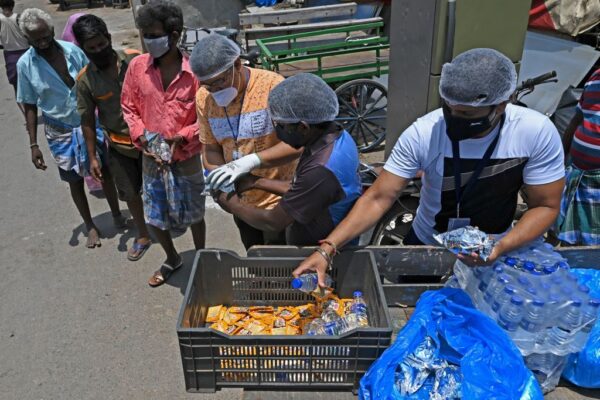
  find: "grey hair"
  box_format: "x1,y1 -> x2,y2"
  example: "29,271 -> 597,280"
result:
18,8 -> 54,34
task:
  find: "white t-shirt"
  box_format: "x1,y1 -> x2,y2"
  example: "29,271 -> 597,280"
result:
384,104 -> 565,245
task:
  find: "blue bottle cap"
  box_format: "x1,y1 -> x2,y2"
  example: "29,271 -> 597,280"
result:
548,294 -> 561,304
527,287 -> 537,296
578,284 -> 590,294
504,257 -> 518,267
572,298 -> 583,307
498,274 -> 510,284
567,273 -> 578,282
511,295 -> 524,306
543,264 -> 558,274
517,276 -> 531,286
532,298 -> 545,307
494,265 -> 504,274
589,299 -> 600,308
523,261 -> 535,272
291,278 -> 303,289
353,291 -> 363,297
541,282 -> 551,291
504,285 -> 517,294
556,261 -> 569,270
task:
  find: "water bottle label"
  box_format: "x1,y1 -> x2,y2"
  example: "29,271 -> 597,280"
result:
498,319 -> 518,332
351,304 -> 367,314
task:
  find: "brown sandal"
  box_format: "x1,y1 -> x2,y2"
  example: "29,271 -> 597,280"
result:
148,257 -> 182,287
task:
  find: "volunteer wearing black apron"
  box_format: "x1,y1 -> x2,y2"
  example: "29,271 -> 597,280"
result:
293,48 -> 566,287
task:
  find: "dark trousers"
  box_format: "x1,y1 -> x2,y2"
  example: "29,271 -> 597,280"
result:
234,216 -> 286,250
403,227 -> 426,246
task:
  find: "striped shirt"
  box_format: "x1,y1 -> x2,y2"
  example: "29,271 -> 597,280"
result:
197,67 -> 297,210
570,69 -> 600,170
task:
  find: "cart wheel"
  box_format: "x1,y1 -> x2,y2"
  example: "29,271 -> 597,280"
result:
370,197 -> 419,246
335,79 -> 387,153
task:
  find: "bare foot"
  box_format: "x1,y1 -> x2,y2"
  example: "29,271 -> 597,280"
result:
86,226 -> 102,248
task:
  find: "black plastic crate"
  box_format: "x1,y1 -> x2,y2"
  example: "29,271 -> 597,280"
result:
176,249 -> 392,393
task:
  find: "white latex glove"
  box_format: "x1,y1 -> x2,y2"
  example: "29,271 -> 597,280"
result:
207,153 -> 261,191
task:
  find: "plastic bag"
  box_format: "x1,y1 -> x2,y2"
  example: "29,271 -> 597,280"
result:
359,288 -> 543,400
433,226 -> 495,261
562,268 -> 600,388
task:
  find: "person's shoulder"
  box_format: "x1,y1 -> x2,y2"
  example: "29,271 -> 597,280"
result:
120,48 -> 142,63
195,86 -> 211,106
127,52 -> 150,69
75,64 -> 89,82
251,67 -> 284,85
58,39 -> 82,54
406,108 -> 444,139
505,104 -> 553,133
16,47 -> 33,68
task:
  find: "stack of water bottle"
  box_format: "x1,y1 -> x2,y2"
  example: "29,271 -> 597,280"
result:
145,131 -> 172,163
291,273 -> 370,335
453,240 -> 600,392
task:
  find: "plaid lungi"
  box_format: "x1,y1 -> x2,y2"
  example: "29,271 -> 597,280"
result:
556,165 -> 600,245
142,154 -> 206,231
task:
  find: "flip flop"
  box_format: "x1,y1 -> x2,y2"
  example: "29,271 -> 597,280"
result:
86,227 -> 102,248
148,257 -> 183,287
127,240 -> 151,262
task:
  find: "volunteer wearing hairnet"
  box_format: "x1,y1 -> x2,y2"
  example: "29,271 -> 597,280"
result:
191,34 -> 301,249
214,73 -> 361,246
294,48 -> 565,287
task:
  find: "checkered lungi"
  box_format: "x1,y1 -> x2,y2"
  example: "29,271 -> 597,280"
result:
142,154 -> 206,231
555,165 -> 600,245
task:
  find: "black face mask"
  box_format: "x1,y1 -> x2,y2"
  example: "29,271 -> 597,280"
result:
443,103 -> 497,141
275,123 -> 306,149
86,45 -> 114,69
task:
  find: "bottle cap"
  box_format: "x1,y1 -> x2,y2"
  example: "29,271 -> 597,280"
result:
504,257 -> 517,267
494,265 -> 504,274
291,278 -> 303,289
540,282 -> 551,291
578,284 -> 590,294
526,287 -> 537,296
498,274 -> 510,284
532,298 -> 545,307
517,276 -> 530,287
353,290 -> 363,297
589,299 -> 600,308
523,261 -> 535,272
571,297 -> 583,307
505,284 -> 516,294
511,295 -> 524,306
543,264 -> 558,274
556,261 -> 569,270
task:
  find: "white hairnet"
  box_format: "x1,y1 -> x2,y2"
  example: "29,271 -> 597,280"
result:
439,48 -> 517,107
189,33 -> 241,81
268,73 -> 339,124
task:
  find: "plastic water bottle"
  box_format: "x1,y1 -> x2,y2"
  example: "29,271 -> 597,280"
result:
574,299 -> 600,348
484,274 -> 510,306
555,261 -> 570,271
543,264 -> 558,275
349,291 -> 369,328
307,318 -> 326,335
578,284 -> 591,296
517,276 -> 531,289
546,298 -> 583,352
323,318 -> 351,335
321,307 -> 341,323
492,284 -> 517,313
517,298 -> 546,353
291,273 -> 333,293
497,295 -> 524,332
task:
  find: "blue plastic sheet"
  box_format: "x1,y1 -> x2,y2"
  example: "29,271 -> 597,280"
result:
255,0 -> 277,6
359,288 -> 543,400
562,268 -> 600,388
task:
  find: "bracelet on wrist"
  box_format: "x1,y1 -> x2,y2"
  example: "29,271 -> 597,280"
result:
314,247 -> 333,271
30,143 -> 39,149
318,239 -> 339,256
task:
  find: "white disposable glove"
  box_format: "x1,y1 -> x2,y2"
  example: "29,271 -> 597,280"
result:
207,153 -> 261,191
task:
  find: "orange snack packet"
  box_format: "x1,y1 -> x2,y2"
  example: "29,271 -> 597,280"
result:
276,307 -> 298,321
206,305 -> 224,323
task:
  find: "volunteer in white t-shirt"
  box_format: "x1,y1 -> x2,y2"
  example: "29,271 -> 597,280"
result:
293,48 -> 566,286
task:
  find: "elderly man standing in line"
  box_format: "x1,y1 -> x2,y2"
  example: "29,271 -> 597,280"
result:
191,34 -> 301,249
16,8 -> 125,248
121,0 -> 206,287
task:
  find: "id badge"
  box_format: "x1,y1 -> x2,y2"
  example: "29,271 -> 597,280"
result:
448,218 -> 470,231
232,150 -> 242,160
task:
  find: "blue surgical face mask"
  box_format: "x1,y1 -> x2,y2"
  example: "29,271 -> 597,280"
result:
143,35 -> 170,59
211,66 -> 238,108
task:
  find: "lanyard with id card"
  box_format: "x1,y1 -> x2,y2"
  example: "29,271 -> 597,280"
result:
448,115 -> 505,231
224,68 -> 250,161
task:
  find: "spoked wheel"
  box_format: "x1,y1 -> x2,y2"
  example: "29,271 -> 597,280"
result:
370,197 -> 419,245
335,79 -> 387,153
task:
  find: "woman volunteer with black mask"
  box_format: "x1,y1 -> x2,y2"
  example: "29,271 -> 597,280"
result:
293,48 -> 566,287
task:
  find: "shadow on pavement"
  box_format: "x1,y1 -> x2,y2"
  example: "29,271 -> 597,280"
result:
69,210 -> 135,251
165,249 -> 198,295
